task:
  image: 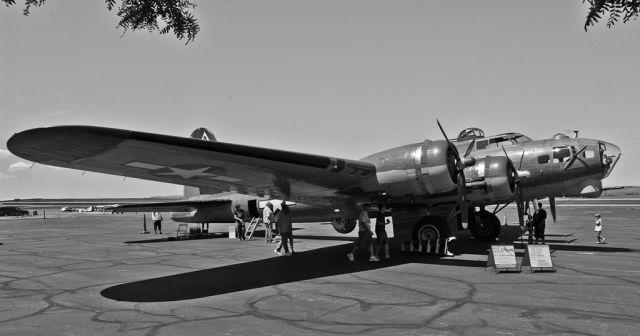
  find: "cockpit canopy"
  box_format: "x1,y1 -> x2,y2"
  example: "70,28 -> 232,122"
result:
457,127 -> 485,141
455,128 -> 532,151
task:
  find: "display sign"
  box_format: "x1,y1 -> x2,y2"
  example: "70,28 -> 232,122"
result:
228,224 -> 237,239
486,245 -> 519,273
522,244 -> 556,272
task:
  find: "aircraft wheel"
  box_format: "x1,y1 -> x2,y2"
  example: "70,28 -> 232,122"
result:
469,210 -> 501,241
412,216 -> 446,241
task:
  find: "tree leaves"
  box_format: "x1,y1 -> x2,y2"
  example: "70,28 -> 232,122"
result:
584,0 -> 640,30
3,0 -> 637,43
3,0 -> 200,44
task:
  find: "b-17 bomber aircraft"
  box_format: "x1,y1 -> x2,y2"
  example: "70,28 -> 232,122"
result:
6,122 -> 621,246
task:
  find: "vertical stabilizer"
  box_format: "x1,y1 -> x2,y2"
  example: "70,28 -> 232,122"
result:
190,128 -> 217,142
184,128 -> 217,198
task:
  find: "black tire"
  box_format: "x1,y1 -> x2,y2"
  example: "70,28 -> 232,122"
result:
469,210 -> 501,241
412,216 -> 447,241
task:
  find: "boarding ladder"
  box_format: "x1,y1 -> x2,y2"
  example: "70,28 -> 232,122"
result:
244,217 -> 261,239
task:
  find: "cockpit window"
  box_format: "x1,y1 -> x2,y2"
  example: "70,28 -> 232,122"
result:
468,133 -> 532,151
553,146 -> 572,163
511,135 -> 532,143
476,140 -> 488,150
487,136 -> 522,148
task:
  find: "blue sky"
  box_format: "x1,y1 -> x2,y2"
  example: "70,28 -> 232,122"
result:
1,1 -> 638,199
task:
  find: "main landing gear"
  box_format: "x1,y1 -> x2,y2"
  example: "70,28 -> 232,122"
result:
468,209 -> 501,241
411,210 -> 501,242
410,216 -> 454,255
412,216 -> 447,242
409,209 -> 502,251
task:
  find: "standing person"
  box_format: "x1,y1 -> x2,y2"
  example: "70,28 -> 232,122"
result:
594,213 -> 606,244
263,202 -> 275,243
274,203 -> 294,255
375,204 -> 391,260
532,202 -> 547,244
524,208 -> 533,244
347,204 -> 379,262
152,212 -> 163,234
233,204 -> 246,240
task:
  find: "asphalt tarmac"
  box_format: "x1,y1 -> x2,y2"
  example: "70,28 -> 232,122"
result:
1,200 -> 639,335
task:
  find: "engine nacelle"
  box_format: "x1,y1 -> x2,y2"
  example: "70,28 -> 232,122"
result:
331,218 -> 357,234
466,156 -> 516,203
372,139 -> 457,197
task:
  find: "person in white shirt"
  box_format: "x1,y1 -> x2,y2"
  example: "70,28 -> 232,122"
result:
152,212 -> 163,234
263,202 -> 275,243
347,204 -> 379,262
594,214 -> 606,244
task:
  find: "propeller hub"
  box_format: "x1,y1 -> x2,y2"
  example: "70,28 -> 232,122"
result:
461,157 -> 476,168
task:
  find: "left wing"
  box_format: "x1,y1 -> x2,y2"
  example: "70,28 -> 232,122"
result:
8,126 -> 380,206
113,199 -> 231,213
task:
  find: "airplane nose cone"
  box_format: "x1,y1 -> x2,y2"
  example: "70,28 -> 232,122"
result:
600,141 -> 622,178
604,141 -> 622,156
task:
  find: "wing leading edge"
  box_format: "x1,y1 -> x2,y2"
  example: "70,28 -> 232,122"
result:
7,126 -> 379,206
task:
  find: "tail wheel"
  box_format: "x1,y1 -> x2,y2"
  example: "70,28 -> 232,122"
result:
469,210 -> 501,241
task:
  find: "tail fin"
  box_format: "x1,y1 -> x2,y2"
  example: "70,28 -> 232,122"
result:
190,128 -> 217,142
184,128 -> 217,199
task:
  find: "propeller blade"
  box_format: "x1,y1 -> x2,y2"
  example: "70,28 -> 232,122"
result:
457,173 -> 468,227
502,145 -> 526,226
501,146 -> 513,166
518,149 -> 525,170
437,119 -> 460,157
464,139 -> 476,158
515,183 -> 525,227
549,196 -> 557,223
516,201 -> 524,227
438,120 -> 471,229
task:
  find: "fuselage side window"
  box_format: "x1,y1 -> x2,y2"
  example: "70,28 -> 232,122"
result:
553,146 -> 572,163
538,155 -> 550,164
583,150 -> 595,159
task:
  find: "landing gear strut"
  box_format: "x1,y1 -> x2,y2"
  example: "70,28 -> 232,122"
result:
469,209 -> 501,241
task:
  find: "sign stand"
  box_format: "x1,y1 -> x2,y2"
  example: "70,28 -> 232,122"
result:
486,245 -> 520,273
522,244 -> 556,272
139,214 -> 150,234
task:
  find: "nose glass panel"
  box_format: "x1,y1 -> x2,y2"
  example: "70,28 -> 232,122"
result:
599,141 -> 622,179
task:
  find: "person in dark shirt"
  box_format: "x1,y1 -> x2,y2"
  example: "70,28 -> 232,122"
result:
532,202 -> 547,244
375,204 -> 391,260
233,204 -> 246,240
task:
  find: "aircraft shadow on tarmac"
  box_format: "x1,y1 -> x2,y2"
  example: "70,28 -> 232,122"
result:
101,239 -> 488,303
123,228 -> 306,244
101,226 -> 632,302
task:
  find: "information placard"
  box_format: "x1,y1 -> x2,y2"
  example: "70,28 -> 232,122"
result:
522,244 -> 555,272
486,245 -> 519,273
228,224 -> 237,239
